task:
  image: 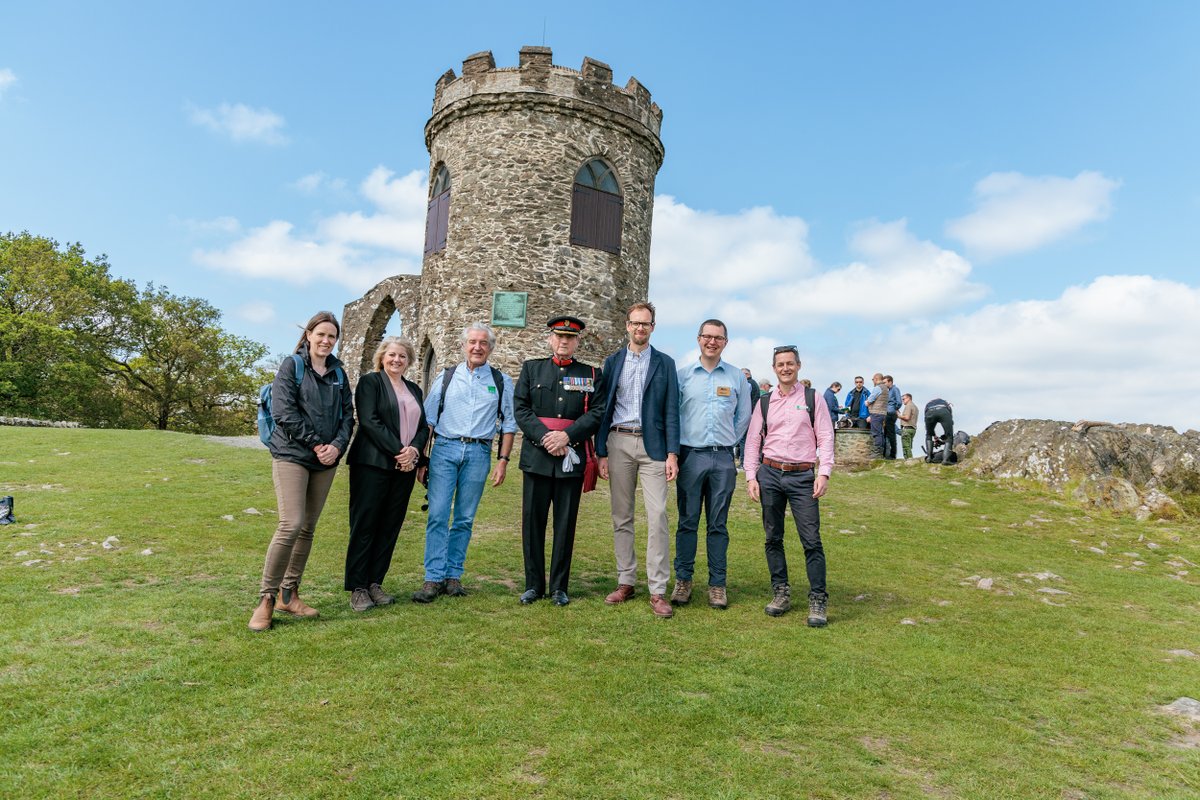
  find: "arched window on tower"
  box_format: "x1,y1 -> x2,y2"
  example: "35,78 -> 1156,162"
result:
570,158 -> 623,255
424,165 -> 451,255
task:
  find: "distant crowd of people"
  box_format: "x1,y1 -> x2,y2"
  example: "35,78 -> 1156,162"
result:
248,305 -> 953,634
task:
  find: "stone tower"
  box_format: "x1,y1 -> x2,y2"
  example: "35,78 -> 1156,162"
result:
341,46 -> 664,387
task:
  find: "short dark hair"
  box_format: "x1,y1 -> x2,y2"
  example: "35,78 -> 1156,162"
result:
697,319 -> 727,337
830,381 -> 842,390
884,374 -> 894,382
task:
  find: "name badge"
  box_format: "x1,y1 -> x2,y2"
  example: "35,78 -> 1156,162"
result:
562,377 -> 595,393
487,386 -> 497,394
716,386 -> 731,397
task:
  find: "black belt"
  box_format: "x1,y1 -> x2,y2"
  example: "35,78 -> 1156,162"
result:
682,445 -> 733,453
611,425 -> 642,434
927,405 -> 949,412
438,436 -> 490,445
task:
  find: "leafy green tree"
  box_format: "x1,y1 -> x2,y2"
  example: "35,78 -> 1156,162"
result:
97,285 -> 268,433
1,232 -> 268,434
0,231 -> 129,422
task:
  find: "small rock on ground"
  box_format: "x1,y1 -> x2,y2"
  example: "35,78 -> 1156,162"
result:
1162,697 -> 1200,720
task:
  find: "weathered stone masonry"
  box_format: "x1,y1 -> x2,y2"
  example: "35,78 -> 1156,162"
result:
342,46 -> 664,387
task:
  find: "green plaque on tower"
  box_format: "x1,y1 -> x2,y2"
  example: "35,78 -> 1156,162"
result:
491,291 -> 528,329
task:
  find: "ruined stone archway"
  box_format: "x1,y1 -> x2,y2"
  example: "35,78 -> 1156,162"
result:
340,274 -> 423,387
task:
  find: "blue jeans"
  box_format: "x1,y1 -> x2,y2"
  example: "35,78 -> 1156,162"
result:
673,446 -> 737,587
423,438 -> 491,582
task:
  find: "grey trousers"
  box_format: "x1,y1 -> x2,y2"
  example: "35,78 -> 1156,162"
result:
259,459 -> 338,597
607,431 -> 671,595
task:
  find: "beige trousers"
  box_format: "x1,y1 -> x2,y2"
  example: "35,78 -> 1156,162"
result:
259,459 -> 338,597
607,431 -> 670,595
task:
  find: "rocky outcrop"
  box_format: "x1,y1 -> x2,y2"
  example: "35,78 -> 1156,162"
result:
967,419 -> 1199,518
0,416 -> 83,428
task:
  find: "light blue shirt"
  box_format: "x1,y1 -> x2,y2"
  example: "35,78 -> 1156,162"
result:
611,345 -> 653,427
677,358 -> 751,447
424,361 -> 517,440
887,385 -> 901,412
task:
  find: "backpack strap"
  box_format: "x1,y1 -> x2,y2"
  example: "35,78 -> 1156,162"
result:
489,366 -> 505,422
291,353 -> 304,384
806,385 -> 815,428
436,363 -> 458,426
759,391 -> 772,440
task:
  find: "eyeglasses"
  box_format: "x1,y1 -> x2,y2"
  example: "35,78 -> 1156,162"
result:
627,321 -> 654,329
698,334 -> 727,343
773,345 -> 798,355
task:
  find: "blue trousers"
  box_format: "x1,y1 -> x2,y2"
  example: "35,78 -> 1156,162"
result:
422,438 -> 491,582
673,446 -> 737,587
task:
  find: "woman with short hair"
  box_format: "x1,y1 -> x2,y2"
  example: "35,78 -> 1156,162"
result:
249,311 -> 354,632
344,336 -> 429,611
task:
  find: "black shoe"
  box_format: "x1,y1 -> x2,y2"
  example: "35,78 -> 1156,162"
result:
444,578 -> 467,597
519,589 -> 543,605
550,590 -> 570,606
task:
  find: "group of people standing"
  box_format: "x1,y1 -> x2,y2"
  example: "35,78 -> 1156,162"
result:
248,305 -> 839,632
828,374 -> 919,459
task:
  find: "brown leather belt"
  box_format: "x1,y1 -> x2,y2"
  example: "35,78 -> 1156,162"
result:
611,425 -> 642,434
761,458 -> 814,472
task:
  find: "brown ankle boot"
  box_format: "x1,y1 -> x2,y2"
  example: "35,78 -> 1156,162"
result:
248,595 -> 275,632
277,587 -> 319,618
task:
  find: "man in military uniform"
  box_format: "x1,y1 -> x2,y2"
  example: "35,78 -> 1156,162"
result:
514,316 -> 607,606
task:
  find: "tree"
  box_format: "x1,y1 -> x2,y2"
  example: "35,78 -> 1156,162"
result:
0,231 -> 128,422
1,232 -> 268,434
97,285 -> 268,433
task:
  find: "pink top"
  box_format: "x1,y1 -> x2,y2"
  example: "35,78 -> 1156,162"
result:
744,383 -> 836,480
390,378 -> 421,448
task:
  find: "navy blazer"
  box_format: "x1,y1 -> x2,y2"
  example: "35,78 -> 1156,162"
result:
595,345 -> 680,462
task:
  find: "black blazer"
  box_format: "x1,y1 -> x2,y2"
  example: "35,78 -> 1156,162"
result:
347,371 -> 430,470
595,346 -> 680,462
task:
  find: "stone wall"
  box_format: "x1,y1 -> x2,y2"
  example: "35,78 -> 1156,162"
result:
342,46 -> 664,388
833,427 -> 881,468
0,416 -> 83,428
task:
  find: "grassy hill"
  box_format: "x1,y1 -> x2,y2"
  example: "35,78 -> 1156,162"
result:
1,427 -> 1197,799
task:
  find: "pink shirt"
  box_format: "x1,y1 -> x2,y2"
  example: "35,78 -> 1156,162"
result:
391,379 -> 421,448
744,383 -> 836,480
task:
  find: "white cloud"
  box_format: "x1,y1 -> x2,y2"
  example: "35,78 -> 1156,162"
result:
650,196 -> 985,333
945,170 -> 1120,258
0,68 -> 16,98
850,274 -> 1200,434
234,301 -> 276,324
193,167 -> 427,290
291,171 -> 347,195
187,102 -> 288,145
173,215 -> 241,235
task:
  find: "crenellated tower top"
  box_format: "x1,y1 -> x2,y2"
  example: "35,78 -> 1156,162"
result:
426,46 -> 664,164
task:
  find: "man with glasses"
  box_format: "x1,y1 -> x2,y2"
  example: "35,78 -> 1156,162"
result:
744,346 -> 835,626
595,302 -> 680,618
671,319 -> 751,610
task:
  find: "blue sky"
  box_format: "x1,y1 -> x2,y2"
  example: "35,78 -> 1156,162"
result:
3,2 -> 1198,434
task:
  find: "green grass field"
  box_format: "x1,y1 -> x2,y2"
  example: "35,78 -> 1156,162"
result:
1,427 -> 1197,799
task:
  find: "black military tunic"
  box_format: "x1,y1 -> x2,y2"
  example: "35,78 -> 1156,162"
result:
514,356 -> 606,596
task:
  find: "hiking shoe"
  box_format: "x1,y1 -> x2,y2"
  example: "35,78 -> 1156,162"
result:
443,578 -> 467,597
808,594 -> 828,627
708,585 -> 728,610
649,594 -> 674,618
277,587 -> 319,618
670,579 -> 693,606
350,588 -> 375,612
765,584 -> 791,617
411,580 -> 444,603
248,595 -> 274,632
367,583 -> 394,605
